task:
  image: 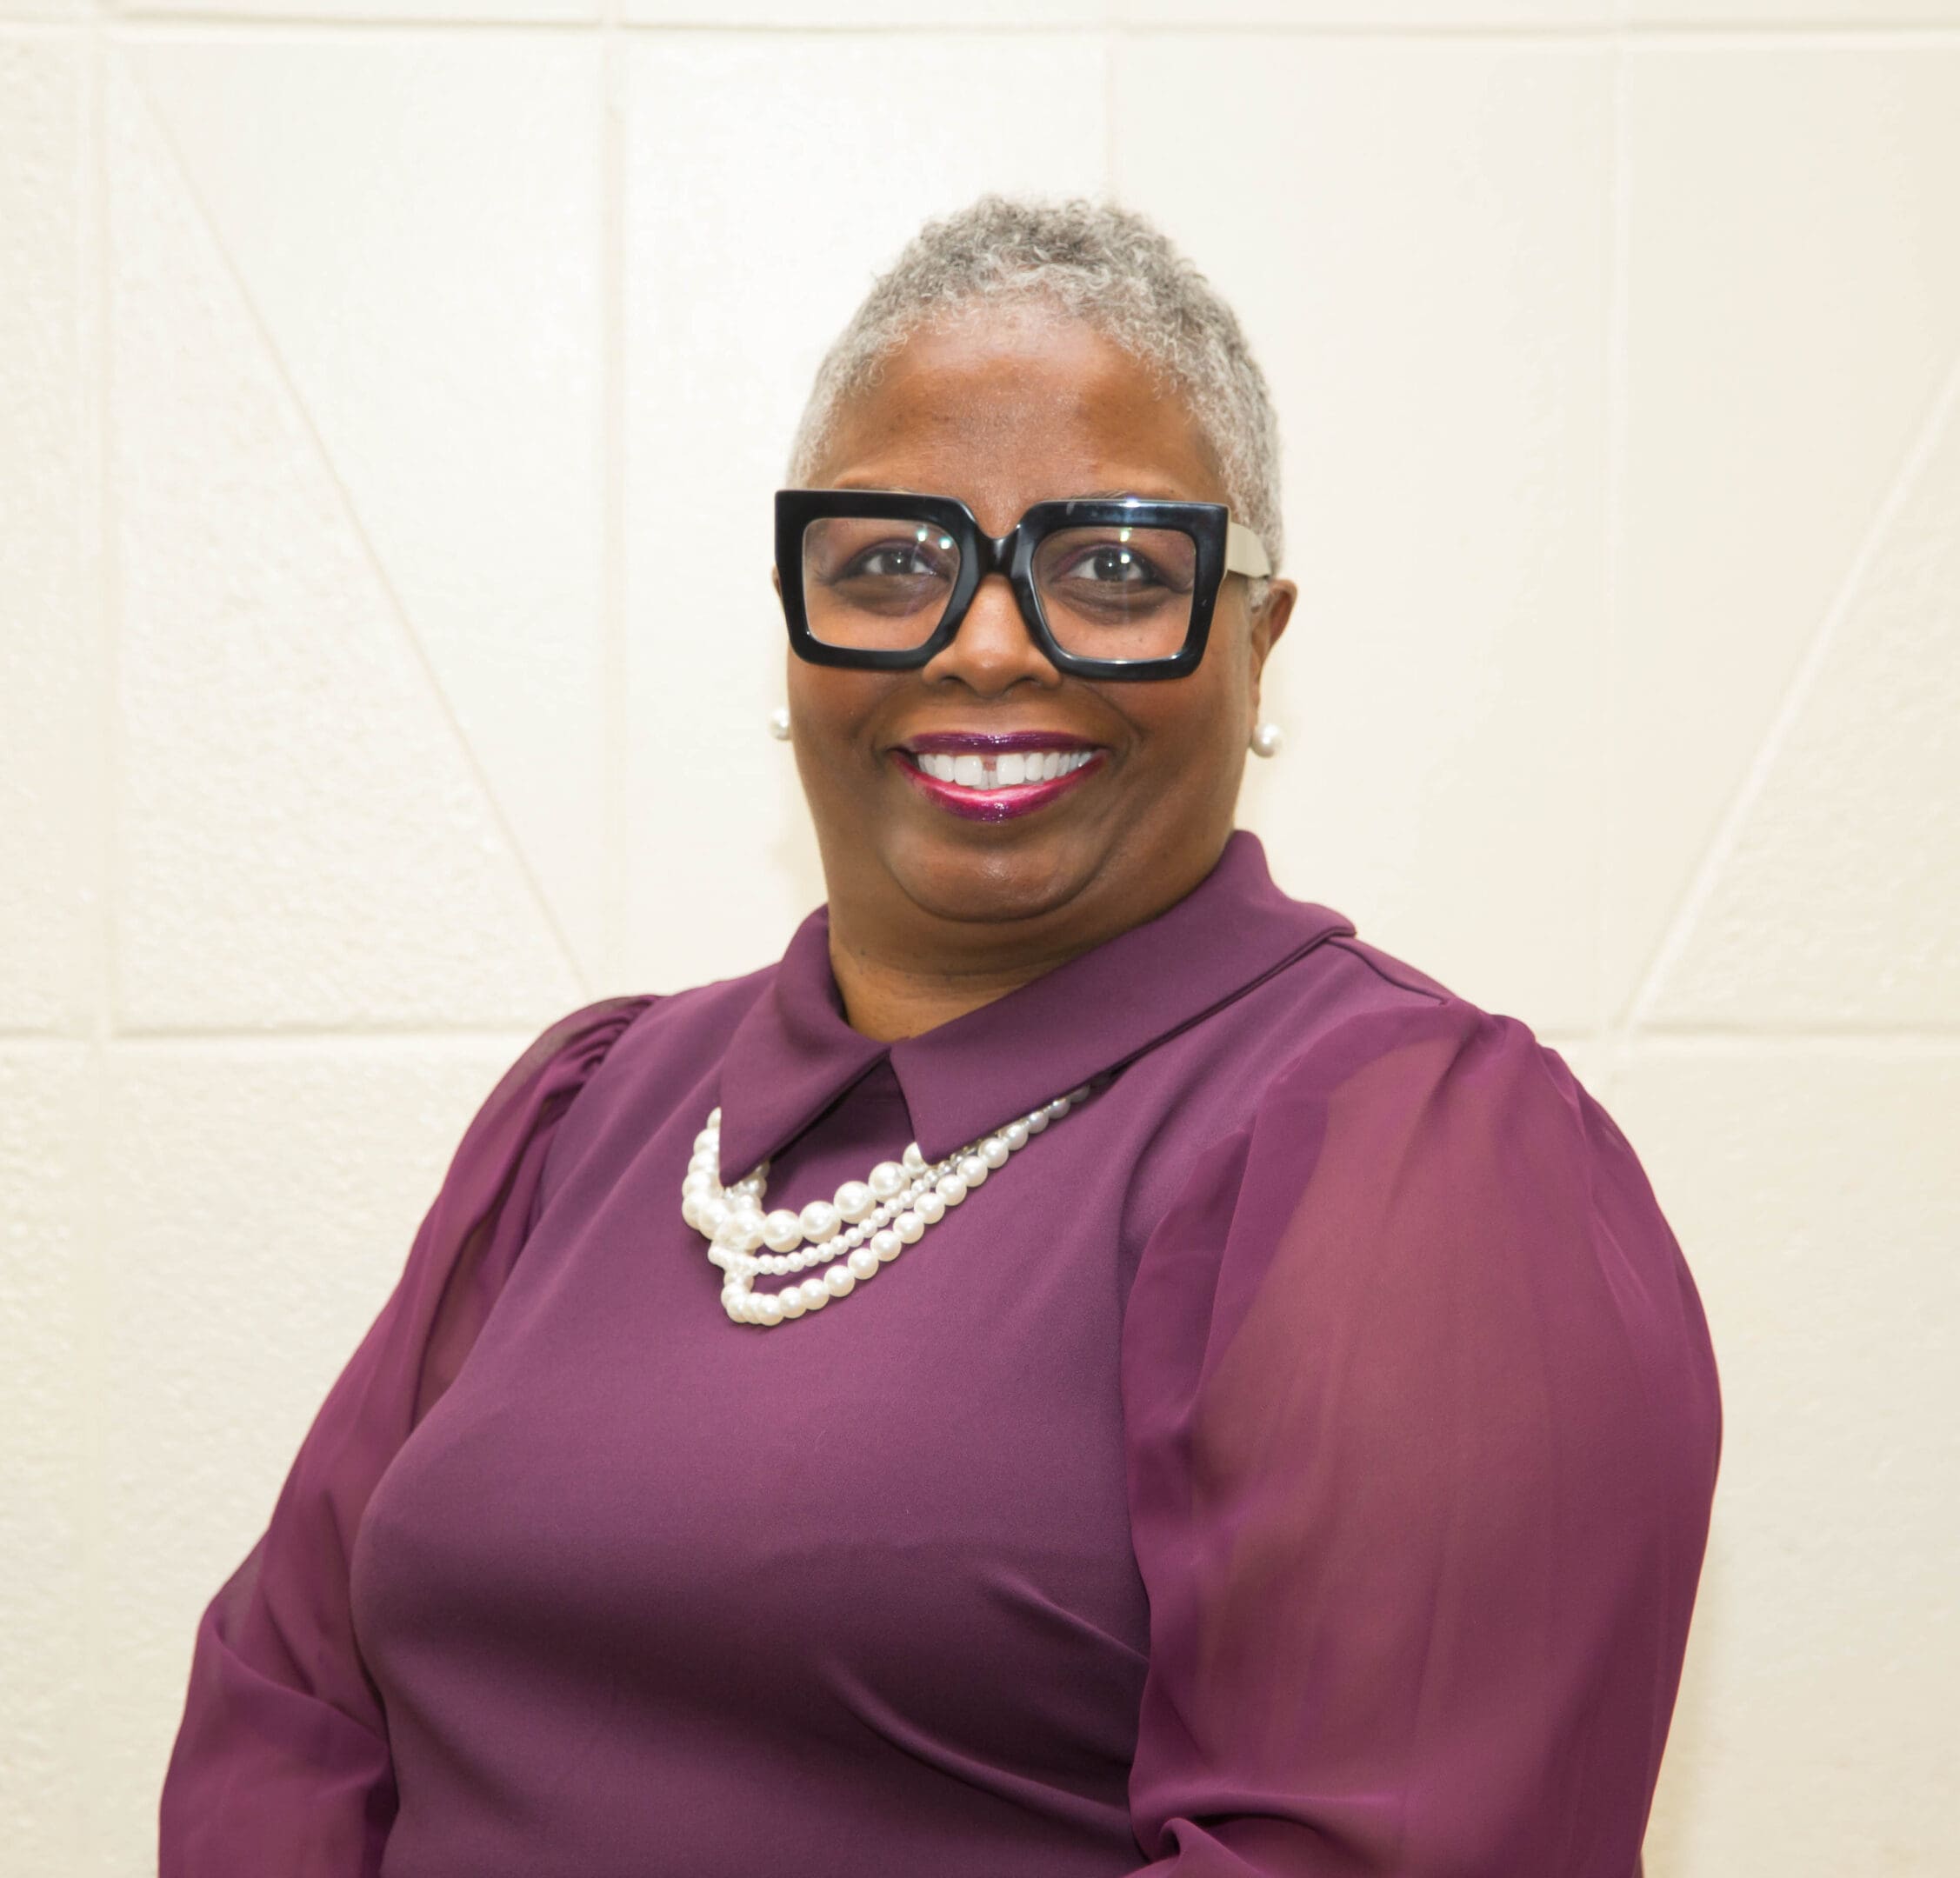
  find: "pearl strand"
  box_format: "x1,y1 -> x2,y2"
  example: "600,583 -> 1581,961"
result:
679,1082 -> 1093,1327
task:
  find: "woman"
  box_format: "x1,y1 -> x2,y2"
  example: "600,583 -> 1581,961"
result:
160,196 -> 1720,1876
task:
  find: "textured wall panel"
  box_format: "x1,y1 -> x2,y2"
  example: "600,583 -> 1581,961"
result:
130,32 -> 611,989
108,56 -> 584,1031
129,0 -> 598,23
0,31 -> 96,1034
98,1036 -> 532,1862
621,32 -> 1107,994
0,1046 -> 95,1873
1630,0 -> 1960,21
1617,1046 -> 1959,1876
1614,47 -> 1960,1022
1647,369 -> 1960,1029
1122,0 -> 1610,21
1114,37 -> 1610,1030
626,0 -> 1107,20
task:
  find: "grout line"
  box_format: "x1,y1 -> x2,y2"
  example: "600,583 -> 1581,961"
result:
122,61 -> 593,997
1599,20 -> 1630,1053
1614,1030 -> 1960,1056
1620,345 -> 1960,1038
601,0 -> 627,987
1101,14 -> 1118,198
81,19 -> 113,1875
86,15 -> 1960,43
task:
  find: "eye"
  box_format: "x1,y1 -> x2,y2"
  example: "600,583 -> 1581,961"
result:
1063,542 -> 1163,587
850,540 -> 953,581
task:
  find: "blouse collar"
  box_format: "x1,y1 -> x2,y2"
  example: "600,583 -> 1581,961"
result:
713,829 -> 1356,1177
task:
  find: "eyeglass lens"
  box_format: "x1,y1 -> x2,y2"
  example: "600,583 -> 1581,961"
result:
800,514 -> 1197,661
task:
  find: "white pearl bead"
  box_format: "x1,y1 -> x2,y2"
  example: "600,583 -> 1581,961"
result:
690,1084 -> 1085,1324
707,1106 -> 722,1125
833,1181 -> 874,1223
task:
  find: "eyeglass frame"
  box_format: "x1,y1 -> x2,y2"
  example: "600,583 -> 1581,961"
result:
774,488 -> 1274,682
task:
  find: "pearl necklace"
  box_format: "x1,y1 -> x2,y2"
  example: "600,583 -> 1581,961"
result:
680,1082 -> 1093,1327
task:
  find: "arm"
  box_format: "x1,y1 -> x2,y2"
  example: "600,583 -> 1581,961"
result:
1120,1000 -> 1721,1875
158,995 -> 652,1877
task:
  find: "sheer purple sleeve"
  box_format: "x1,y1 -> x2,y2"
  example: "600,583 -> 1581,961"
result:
158,994 -> 652,1878
1120,999 -> 1721,1876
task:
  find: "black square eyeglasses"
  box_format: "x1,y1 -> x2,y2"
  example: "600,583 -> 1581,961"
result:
775,489 -> 1273,681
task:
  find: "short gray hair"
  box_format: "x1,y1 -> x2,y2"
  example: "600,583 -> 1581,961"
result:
787,194 -> 1283,606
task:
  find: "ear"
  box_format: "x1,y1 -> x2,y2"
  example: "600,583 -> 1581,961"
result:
1250,577 -> 1297,685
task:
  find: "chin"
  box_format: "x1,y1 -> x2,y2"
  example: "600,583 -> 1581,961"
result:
884,831 -> 1101,928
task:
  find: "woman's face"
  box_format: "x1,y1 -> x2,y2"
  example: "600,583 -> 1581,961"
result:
785,306 -> 1295,961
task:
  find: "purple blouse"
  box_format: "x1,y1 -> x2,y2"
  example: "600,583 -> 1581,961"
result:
159,831 -> 1720,1876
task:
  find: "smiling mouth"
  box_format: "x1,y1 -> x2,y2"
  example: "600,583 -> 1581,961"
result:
892,742 -> 1107,822
912,748 -> 1097,788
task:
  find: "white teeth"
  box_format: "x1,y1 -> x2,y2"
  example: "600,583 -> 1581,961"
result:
910,748 -> 1096,789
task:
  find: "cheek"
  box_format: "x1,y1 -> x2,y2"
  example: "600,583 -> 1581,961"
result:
785,667 -> 895,781
1118,669 -> 1246,770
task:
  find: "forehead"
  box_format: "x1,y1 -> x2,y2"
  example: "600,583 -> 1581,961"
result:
810,306 -> 1226,529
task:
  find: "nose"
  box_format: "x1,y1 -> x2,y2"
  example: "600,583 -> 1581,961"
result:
918,569 -> 1062,696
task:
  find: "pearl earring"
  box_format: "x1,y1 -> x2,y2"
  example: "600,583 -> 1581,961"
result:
1250,721 -> 1284,759
767,706 -> 791,742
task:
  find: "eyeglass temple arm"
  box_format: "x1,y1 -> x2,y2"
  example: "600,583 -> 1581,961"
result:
1225,521 -> 1272,579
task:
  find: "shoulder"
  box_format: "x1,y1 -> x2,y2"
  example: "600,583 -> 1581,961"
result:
1130,949 -> 1719,1516
1160,915 -> 1697,1332
1225,917 -> 1586,1149
566,956 -> 777,1097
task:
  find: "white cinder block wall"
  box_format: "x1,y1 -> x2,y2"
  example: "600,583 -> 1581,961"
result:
3,0 -> 1955,1869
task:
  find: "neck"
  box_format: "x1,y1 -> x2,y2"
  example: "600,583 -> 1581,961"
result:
826,922 -> 1097,1044
823,836 -> 1233,1044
